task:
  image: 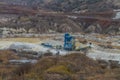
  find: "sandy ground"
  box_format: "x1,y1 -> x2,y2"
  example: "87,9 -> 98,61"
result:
0,38 -> 41,43
87,49 -> 120,64
0,34 -> 119,63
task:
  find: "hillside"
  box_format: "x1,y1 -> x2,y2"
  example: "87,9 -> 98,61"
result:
0,52 -> 119,80
0,0 -> 119,35
0,0 -> 120,12
0,1 -> 119,80
43,0 -> 114,12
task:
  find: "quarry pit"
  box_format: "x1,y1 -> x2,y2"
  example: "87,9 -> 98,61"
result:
0,33 -> 119,65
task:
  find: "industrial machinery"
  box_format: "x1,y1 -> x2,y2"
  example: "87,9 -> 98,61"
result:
41,43 -> 53,48
64,33 -> 75,51
41,33 -> 91,52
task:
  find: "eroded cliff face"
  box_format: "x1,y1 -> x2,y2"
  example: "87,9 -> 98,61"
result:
0,0 -> 120,11
0,15 -> 119,36
0,0 -> 119,35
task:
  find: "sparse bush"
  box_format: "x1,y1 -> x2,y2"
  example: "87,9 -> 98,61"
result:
0,52 -> 120,80
46,65 -> 71,75
13,63 -> 32,76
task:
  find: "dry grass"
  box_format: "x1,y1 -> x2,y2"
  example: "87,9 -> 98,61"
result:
0,38 -> 41,43
0,51 -> 119,80
46,65 -> 71,75
0,50 -> 20,79
0,50 -> 20,64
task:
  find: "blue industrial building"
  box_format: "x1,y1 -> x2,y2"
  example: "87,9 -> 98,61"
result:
64,33 -> 75,51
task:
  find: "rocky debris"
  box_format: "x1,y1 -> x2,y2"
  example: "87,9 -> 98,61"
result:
58,23 -> 72,32
87,49 -> 120,65
9,60 -> 37,64
85,25 -> 96,33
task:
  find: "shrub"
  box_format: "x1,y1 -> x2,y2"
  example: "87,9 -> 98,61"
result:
46,65 -> 71,75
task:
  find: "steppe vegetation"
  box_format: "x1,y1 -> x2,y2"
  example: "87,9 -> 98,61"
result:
0,51 -> 119,80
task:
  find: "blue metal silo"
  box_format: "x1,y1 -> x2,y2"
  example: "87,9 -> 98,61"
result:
64,33 -> 74,51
